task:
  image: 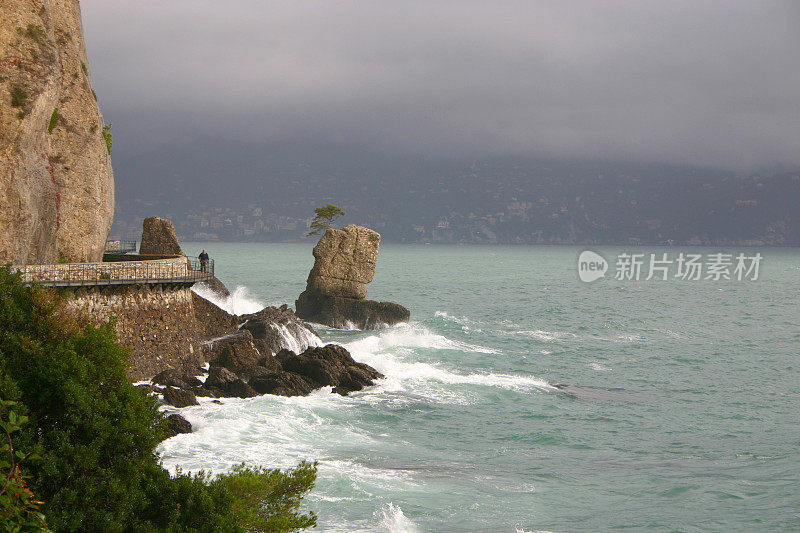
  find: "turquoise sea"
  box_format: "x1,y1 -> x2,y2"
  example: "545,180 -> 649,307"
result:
159,243 -> 799,532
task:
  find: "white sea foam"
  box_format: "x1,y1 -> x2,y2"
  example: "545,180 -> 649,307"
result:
512,329 -> 577,342
347,322 -> 500,354
590,361 -> 611,371
342,324 -> 553,402
192,284 -> 264,315
434,310 -> 483,333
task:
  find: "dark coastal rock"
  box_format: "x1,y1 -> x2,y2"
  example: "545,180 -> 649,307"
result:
280,344 -> 384,395
192,292 -> 239,339
206,330 -> 267,377
152,369 -> 203,390
249,372 -> 316,397
224,379 -> 259,398
295,225 -> 409,329
239,305 -> 319,356
203,366 -> 258,398
205,366 -> 238,388
295,290 -> 410,329
163,386 -> 199,408
165,413 -> 192,437
139,216 -> 183,256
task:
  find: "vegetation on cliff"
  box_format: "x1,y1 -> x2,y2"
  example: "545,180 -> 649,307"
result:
0,267 -> 317,532
306,204 -> 345,236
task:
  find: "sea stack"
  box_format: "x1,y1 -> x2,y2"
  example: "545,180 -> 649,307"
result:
295,225 -> 409,329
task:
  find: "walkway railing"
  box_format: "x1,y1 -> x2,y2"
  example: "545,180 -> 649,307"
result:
12,258 -> 214,287
105,240 -> 138,253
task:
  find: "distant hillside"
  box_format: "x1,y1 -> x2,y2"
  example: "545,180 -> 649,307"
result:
110,139 -> 799,246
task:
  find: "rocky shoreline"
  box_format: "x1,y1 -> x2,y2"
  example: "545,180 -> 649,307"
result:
130,220 -> 410,437
149,286 -> 385,436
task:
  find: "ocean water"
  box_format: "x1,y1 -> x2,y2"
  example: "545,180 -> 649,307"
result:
160,243 -> 799,532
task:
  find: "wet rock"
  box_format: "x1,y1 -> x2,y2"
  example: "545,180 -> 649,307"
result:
207,331 -> 262,374
203,366 -> 258,398
239,305 -> 319,356
224,379 -> 259,398
281,344 -> 383,395
151,369 -> 203,390
204,366 -> 238,389
295,291 -> 409,330
165,414 -> 192,437
193,292 -> 239,339
249,372 -> 316,397
163,387 -> 198,408
139,217 -> 183,255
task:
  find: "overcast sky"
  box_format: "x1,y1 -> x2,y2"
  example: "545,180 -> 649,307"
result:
81,0 -> 800,171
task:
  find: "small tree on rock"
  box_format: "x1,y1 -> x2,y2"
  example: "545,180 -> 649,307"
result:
307,204 -> 345,236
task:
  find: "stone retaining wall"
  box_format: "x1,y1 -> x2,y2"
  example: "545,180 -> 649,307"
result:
66,283 -> 204,380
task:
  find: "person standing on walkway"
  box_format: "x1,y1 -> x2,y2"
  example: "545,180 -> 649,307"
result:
198,249 -> 210,272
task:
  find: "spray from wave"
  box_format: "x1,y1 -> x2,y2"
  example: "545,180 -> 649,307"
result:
270,322 -> 322,353
373,503 -> 419,533
192,284 -> 265,315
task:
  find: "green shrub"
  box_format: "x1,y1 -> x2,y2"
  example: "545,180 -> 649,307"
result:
213,463 -> 317,532
0,268 -> 317,532
0,400 -> 50,531
47,108 -> 58,134
102,123 -> 112,153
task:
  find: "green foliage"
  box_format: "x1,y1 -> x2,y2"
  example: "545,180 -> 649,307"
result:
213,462 -> 317,533
0,268 -> 318,532
307,204 -> 346,236
91,89 -> 97,101
0,400 -> 50,532
80,61 -> 87,75
10,85 -> 28,108
0,267 -> 168,531
47,108 -> 58,134
102,123 -> 112,153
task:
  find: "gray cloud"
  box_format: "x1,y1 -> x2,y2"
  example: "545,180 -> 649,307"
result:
82,0 -> 800,170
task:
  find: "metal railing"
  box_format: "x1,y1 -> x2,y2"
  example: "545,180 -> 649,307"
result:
105,240 -> 138,253
12,258 -> 214,287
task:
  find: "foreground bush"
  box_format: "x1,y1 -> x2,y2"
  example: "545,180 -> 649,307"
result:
0,267 -> 316,532
0,400 -> 49,531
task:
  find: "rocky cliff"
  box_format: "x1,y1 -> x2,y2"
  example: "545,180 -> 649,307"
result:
0,0 -> 114,265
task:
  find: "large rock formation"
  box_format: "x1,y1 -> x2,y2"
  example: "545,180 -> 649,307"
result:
306,224 -> 381,298
139,216 -> 183,255
0,1 -> 114,264
295,225 -> 409,329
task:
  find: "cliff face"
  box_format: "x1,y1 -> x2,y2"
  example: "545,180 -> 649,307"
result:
0,0 -> 114,265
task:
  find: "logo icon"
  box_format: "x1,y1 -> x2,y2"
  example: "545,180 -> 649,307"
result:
578,250 -> 608,283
